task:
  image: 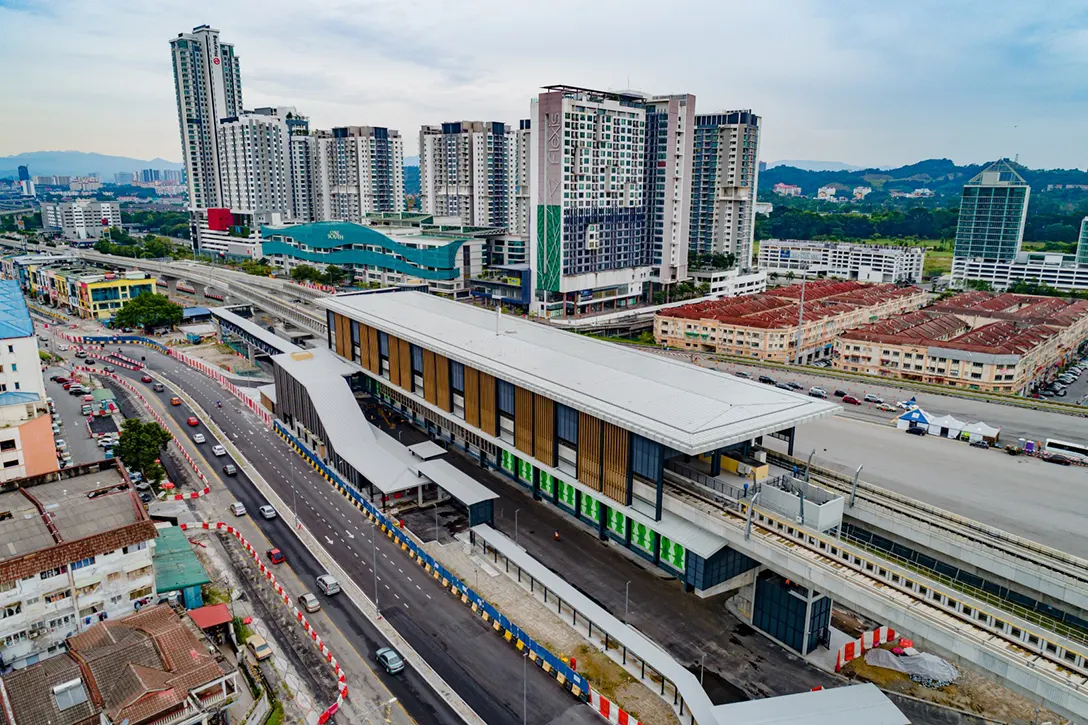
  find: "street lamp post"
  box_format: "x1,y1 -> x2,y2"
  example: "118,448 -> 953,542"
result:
514,509 -> 521,545
624,580 -> 631,625
372,520 -> 380,618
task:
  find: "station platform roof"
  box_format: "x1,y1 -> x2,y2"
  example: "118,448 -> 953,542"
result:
210,306 -> 302,355
318,292 -> 839,454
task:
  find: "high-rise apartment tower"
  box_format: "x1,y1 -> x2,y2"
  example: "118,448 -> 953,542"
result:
952,159 -> 1029,262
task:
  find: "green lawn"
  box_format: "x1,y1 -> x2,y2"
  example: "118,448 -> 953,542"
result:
924,251 -> 953,276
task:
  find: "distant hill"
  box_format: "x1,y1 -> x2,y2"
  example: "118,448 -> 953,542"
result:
404,165 -> 420,195
758,158 -> 1088,198
767,160 -> 864,172
0,151 -> 183,180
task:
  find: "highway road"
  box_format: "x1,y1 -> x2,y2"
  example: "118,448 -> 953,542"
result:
764,414 -> 1088,559
110,346 -> 594,725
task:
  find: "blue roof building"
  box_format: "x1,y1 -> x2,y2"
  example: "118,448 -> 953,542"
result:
0,280 -> 34,340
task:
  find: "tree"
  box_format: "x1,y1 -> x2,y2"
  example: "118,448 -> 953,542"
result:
116,419 -> 172,484
322,265 -> 349,286
290,265 -> 322,282
113,293 -> 183,330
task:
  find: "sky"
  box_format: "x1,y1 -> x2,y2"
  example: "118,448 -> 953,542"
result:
1,0 -> 1086,168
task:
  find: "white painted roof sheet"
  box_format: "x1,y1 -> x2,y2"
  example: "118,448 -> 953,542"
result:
318,293 -> 839,454
710,683 -> 908,725
415,460 -> 498,507
211,306 -> 302,354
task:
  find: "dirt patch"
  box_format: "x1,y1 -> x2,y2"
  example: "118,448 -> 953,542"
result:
842,644 -> 1067,723
182,341 -> 262,374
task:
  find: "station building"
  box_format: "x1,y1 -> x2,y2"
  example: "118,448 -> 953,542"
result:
313,291 -> 839,611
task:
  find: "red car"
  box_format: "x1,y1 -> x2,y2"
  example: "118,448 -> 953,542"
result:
841,395 -> 862,405
266,548 -> 285,565
141,374 -> 153,383
62,382 -> 73,390
186,416 -> 199,427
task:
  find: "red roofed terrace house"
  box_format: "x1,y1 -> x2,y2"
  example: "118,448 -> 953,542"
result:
0,603 -> 237,725
653,280 -> 928,364
833,291 -> 1088,394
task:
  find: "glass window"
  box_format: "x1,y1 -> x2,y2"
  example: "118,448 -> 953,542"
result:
497,380 -> 515,415
631,434 -> 661,481
556,404 -> 578,444
411,344 -> 423,373
450,361 -> 465,393
378,331 -> 389,357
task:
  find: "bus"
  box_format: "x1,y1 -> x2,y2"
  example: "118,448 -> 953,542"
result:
1044,438 -> 1088,462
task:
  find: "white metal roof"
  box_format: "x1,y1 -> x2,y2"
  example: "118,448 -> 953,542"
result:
317,293 -> 839,455
415,460 -> 498,507
710,683 -> 908,725
407,440 -> 447,461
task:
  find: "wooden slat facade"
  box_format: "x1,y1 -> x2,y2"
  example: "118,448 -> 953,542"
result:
423,350 -> 438,406
398,338 -> 412,391
578,412 -> 602,491
367,326 -> 380,374
464,367 -> 480,427
333,313 -> 349,358
434,354 -> 451,411
533,394 -> 555,466
601,422 -> 629,505
514,386 -> 534,455
478,372 -> 497,436
358,322 -> 371,369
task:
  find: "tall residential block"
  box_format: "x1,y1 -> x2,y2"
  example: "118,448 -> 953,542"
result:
170,24 -> 243,210
419,121 -> 515,228
1078,218 -> 1088,267
515,120 -> 532,239
688,110 -> 761,269
641,94 -> 695,285
530,86 -> 651,317
953,159 -> 1029,262
312,126 -> 405,222
217,106 -> 297,216
39,200 -> 121,240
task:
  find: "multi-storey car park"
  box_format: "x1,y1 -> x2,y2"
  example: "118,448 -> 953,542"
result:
285,289 -> 1088,722
834,291 -> 1088,394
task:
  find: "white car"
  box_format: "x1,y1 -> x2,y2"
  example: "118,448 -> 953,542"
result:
212,444 -> 227,456
58,344 -> 69,351
896,400 -> 917,410
259,505 -> 277,520
230,502 -> 246,516
55,439 -> 67,450
315,574 -> 340,596
193,433 -> 206,444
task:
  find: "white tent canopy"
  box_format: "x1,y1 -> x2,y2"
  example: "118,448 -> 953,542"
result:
962,421 -> 1001,442
927,414 -> 965,437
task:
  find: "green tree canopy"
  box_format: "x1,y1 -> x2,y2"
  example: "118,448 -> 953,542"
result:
116,418 -> 173,484
290,265 -> 323,282
113,293 -> 183,330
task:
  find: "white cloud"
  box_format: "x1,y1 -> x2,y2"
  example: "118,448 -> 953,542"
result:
0,0 -> 1084,168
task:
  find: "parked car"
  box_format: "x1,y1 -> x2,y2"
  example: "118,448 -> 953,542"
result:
266,548 -> 285,565
733,371 -> 750,379
875,403 -> 897,412
74,350 -> 86,358
103,365 -> 115,373
84,359 -> 95,365
170,397 -> 182,406
80,405 -> 93,416
246,635 -> 273,661
186,417 -> 199,426
1043,453 -> 1073,466
970,440 -> 990,449
375,647 -> 405,675
786,381 -> 804,391
299,592 -> 321,613
259,505 -> 277,520
140,374 -> 153,383
223,464 -> 238,476
841,395 -> 862,405
212,444 -> 227,456
758,375 -> 776,385
139,492 -> 153,503
905,426 -> 927,436
863,394 -> 884,404
192,433 -> 206,444
316,574 -> 340,596
775,382 -> 793,390
152,382 -> 165,392
833,389 -> 848,398
809,387 -> 827,398
55,439 -> 67,450
896,400 -> 917,410
230,501 -> 246,516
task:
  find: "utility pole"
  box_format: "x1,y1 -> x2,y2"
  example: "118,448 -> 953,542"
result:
514,509 -> 520,545
372,520 -> 380,618
624,581 -> 631,625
